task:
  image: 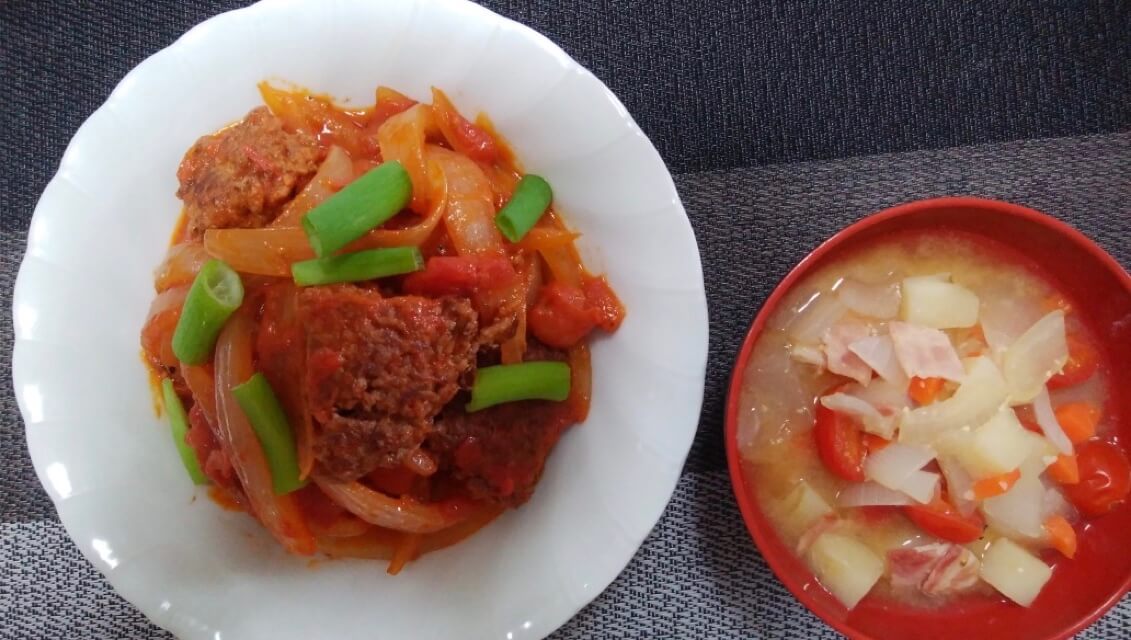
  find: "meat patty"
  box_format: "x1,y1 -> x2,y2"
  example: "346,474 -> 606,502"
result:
177,107 -> 321,238
300,285 -> 478,480
429,400 -> 572,506
429,341 -> 572,506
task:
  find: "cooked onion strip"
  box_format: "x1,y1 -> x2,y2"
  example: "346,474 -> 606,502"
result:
154,243 -> 210,292
301,161 -> 412,257
214,310 -> 315,554
312,475 -> 471,533
171,259 -> 245,365
272,145 -> 354,228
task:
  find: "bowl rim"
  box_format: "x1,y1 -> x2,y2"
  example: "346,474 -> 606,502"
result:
723,195 -> 1131,640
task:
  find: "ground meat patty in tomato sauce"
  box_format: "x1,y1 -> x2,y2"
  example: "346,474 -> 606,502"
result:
429,342 -> 571,506
300,285 -> 478,480
177,107 -> 321,238
429,400 -> 573,506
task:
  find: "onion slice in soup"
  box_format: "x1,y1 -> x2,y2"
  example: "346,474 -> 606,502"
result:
838,482 -> 914,507
900,356 -> 1008,445
1032,386 -> 1073,454
1003,310 -> 1068,405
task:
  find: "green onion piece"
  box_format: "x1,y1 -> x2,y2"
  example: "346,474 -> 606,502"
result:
466,361 -> 571,412
171,259 -> 245,365
302,160 -> 412,257
291,246 -> 424,287
231,373 -> 304,495
494,174 -> 553,243
161,378 -> 208,485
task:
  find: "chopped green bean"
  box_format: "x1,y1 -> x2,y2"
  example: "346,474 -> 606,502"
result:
171,259 -> 244,364
466,361 -> 571,412
232,373 -> 304,495
302,161 -> 412,257
291,247 -> 423,287
161,378 -> 208,485
494,174 -> 553,242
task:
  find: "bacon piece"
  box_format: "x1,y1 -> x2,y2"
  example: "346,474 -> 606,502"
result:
822,323 -> 874,385
889,321 -> 965,382
888,542 -> 980,596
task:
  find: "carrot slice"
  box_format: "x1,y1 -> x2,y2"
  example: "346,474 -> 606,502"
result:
863,433 -> 892,454
1055,403 -> 1101,444
1044,515 -> 1077,559
1048,453 -> 1080,485
386,533 -> 422,575
909,376 -> 945,405
971,468 -> 1021,500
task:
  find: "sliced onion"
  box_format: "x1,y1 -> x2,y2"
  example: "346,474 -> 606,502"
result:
836,278 -> 901,319
788,292 -> 848,344
822,392 -> 897,439
271,145 -> 354,227
889,321 -> 965,381
426,145 -> 504,256
214,310 -> 315,555
850,378 -> 911,415
981,466 -> 1045,539
837,482 -> 913,507
153,243 -> 209,292
313,474 -> 472,534
1041,485 -> 1076,522
378,104 -> 438,213
937,455 -> 978,515
849,334 -> 906,385
790,343 -> 826,367
900,470 -> 941,504
864,442 -> 937,491
1003,310 -> 1068,405
900,356 -> 1008,445
822,322 -> 874,386
1032,386 -> 1073,454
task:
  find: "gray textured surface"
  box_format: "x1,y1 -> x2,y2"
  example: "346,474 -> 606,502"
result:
5,133 -> 1130,639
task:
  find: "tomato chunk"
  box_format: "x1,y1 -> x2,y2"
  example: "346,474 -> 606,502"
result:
402,256 -> 517,297
813,396 -> 866,482
431,88 -> 499,163
905,494 -> 985,543
1063,441 -> 1131,516
529,283 -> 598,349
1048,333 -> 1100,389
582,276 -> 625,331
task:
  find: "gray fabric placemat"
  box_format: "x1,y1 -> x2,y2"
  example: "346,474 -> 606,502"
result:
3,131 -> 1129,639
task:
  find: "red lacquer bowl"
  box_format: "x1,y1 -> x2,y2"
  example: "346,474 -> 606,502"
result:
725,197 -> 1131,640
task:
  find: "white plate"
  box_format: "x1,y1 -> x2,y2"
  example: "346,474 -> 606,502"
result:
11,0 -> 708,638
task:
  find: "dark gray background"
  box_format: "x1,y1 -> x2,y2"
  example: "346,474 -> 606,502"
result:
2,1 -> 1128,638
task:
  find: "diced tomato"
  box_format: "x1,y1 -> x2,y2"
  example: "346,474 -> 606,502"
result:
582,276 -> 625,331
1048,333 -> 1100,389
905,494 -> 986,544
372,87 -> 417,126
402,256 -> 517,297
813,393 -> 867,482
367,466 -> 418,497
1063,441 -> 1131,516
529,283 -> 598,349
431,88 -> 499,163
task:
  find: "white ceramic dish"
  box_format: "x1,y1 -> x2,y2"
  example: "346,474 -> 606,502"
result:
12,0 -> 707,638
